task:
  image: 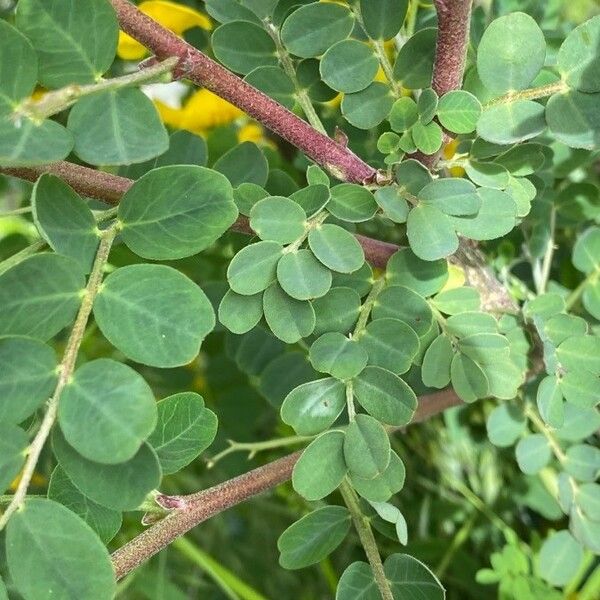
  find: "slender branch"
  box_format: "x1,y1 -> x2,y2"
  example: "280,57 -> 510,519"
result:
485,81 -> 568,108
431,0 -> 473,96
412,0 -> 473,169
109,0 -> 376,184
15,57 -> 178,122
0,224 -> 118,530
0,161 -> 516,311
340,481 -> 394,600
111,389 -> 462,579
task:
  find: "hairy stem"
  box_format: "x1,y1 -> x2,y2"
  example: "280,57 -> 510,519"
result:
111,390 -> 461,579
109,0 -> 376,184
0,224 -> 118,530
340,481 -> 394,600
485,81 -> 568,107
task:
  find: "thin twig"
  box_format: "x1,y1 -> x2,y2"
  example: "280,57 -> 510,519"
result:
109,0 -> 376,184
0,224 -> 118,530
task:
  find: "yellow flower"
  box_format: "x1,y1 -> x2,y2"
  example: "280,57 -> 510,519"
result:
155,88 -> 244,134
117,1 -> 212,61
440,264 -> 466,292
10,471 -> 46,491
443,138 -> 466,177
238,123 -> 264,144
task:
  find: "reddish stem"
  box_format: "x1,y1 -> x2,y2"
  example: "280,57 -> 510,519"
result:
109,0 -> 376,185
111,389 -> 461,579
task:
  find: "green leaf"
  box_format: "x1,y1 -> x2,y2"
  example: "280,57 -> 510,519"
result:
313,286 -> 361,336
148,392 -> 217,475
578,483 -> 600,521
320,40 -> 378,93
377,132 -> 401,154
0,118 -> 74,167
477,100 -> 546,144
407,203 -> 458,261
495,143 -> 546,176
358,318 -> 420,375
291,184 -> 330,218
421,334 -> 453,388
309,332 -> 367,380
205,0 -> 261,24
360,0 -> 408,41
565,444 -> 600,482
372,285 -> 433,336
263,283 -> 315,343
0,336 -> 57,424
417,88 -> 438,124
446,312 -> 497,338
436,90 -> 482,134
15,0 -> 118,87
119,165 -> 237,260
557,336 -> 600,375
219,290 -> 263,334
385,553 -> 445,599
341,82 -> 394,129
278,506 -> 351,569
250,196 -> 307,244
546,90 -> 600,150
465,161 -> 510,189
328,184 -> 378,223
432,287 -> 481,315
53,427 -> 161,511
450,353 -> 488,402
230,242 -> 284,296
411,120 -> 443,155
212,21 -> 277,74
386,248 -> 448,297
393,28 -> 437,89
6,498 -> 115,600
515,434 -> 552,475
350,451 -> 405,502
0,254 -> 85,341
48,466 -> 122,544
556,405 -> 600,442
557,15 -> 600,93
537,375 -> 564,428
336,562 -> 378,600
344,414 -> 391,479
292,430 -> 347,501
280,2 -> 354,58
58,359 -> 157,464
419,178 -> 480,216
543,313 -> 588,346
572,227 -> 600,274
0,20 -> 37,112
559,370 -> 600,410
93,264 -> 215,368
0,423 -> 27,494
213,141 -> 269,187
476,12 -> 546,94
244,66 -> 296,109
458,333 -> 510,363
32,174 -> 99,273
353,366 -> 417,426
481,358 -> 524,401
389,97 -> 418,133
583,279 -> 600,320
486,403 -> 526,447
296,58 -> 338,103
309,224 -> 364,273
67,88 -> 168,165
233,183 -> 269,217
539,531 -> 583,587
452,188 -> 517,241
374,186 -> 409,223
332,262 -> 373,297
281,377 -> 346,435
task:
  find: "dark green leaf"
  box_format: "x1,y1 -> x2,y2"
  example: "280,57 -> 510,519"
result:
228,241 -> 283,295
344,414 -> 390,479
148,392 -> 217,474
0,423 -> 28,494
119,165 -> 237,260
250,196 -> 307,244
320,40 -> 378,93
263,282 -> 315,343
278,506 -> 351,569
407,203 -> 458,261
393,28 -> 437,89
360,0 -> 408,41
309,224 -> 364,273
6,498 -> 115,600
93,264 -> 215,368
341,82 -> 394,129
213,141 -> 269,187
557,16 -> 600,93
309,332 -> 368,380
292,430 -> 347,500
281,377 -> 346,435
421,334 -> 453,388
477,100 -> 546,144
219,290 -> 264,334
